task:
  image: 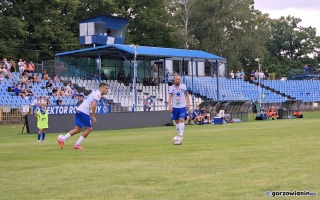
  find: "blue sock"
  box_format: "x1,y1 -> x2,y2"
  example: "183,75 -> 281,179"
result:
42,133 -> 46,141
37,132 -> 41,140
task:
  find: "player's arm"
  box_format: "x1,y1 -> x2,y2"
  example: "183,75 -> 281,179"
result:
185,91 -> 190,110
168,93 -> 173,112
91,100 -> 98,123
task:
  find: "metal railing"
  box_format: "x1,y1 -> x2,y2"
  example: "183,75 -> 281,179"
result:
0,105 -> 32,124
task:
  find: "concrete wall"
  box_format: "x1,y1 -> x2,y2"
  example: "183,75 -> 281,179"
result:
26,111 -> 172,133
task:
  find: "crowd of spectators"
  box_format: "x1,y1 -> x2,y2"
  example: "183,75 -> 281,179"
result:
1,57 -> 89,106
143,77 -> 158,86
229,69 -> 271,82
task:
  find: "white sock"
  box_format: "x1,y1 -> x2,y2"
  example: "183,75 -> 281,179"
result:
62,133 -> 72,141
179,123 -> 185,137
75,136 -> 85,146
175,124 -> 180,135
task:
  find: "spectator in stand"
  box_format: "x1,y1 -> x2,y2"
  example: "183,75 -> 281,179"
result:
34,73 -> 40,83
18,59 -> 24,74
3,58 -> 10,69
56,95 -> 65,105
235,71 -> 241,79
9,62 -> 14,73
46,79 -> 53,89
9,83 -> 17,92
153,78 -> 157,86
25,88 -> 34,97
259,71 -> 265,82
53,74 -> 60,84
18,74 -> 24,84
42,73 -> 50,80
143,78 -> 148,86
28,61 -> 35,73
65,82 -> 71,91
229,70 -> 235,79
52,86 -> 59,96
101,71 -> 107,81
254,70 -> 259,80
23,74 -> 30,86
44,96 -> 51,106
59,86 -> 67,96
64,84 -> 73,97
148,77 -> 154,86
145,95 -> 153,111
19,86 -> 27,98
143,99 -> 147,111
250,70 -> 255,81
71,91 -> 79,99
264,70 -> 269,80
31,96 -> 42,106
23,61 -> 29,73
40,96 -> 46,104
3,67 -> 13,79
166,68 -> 170,81
14,85 -> 22,96
28,73 -> 35,84
240,69 -> 245,80
70,83 -> 75,92
304,64 -> 309,74
117,70 -> 126,82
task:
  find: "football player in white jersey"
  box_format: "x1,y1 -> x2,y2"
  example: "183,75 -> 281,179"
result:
168,75 -> 190,139
57,83 -> 109,149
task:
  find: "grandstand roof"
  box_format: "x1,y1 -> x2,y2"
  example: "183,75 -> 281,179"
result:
55,44 -> 226,62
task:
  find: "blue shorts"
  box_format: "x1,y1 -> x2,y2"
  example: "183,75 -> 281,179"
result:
171,107 -> 186,120
75,111 -> 92,128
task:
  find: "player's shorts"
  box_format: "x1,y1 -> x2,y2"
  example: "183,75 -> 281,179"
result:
75,111 -> 92,128
171,107 -> 186,120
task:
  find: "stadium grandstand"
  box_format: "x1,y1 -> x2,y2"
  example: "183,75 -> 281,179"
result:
1,15 -> 320,124
1,59 -> 320,123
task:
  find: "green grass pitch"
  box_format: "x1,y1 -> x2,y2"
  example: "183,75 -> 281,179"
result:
0,112 -> 319,200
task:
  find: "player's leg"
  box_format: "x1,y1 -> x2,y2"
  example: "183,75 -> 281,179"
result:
37,129 -> 42,142
41,128 -> 46,141
74,113 -> 92,149
74,127 -> 92,149
178,108 -> 186,138
57,112 -> 83,149
172,108 -> 180,136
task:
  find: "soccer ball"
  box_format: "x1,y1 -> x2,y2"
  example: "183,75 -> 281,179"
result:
172,136 -> 182,145
58,134 -> 64,139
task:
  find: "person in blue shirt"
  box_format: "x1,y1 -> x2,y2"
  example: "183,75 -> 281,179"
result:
192,107 -> 203,124
14,86 -> 21,96
146,95 -> 153,111
185,110 -> 192,124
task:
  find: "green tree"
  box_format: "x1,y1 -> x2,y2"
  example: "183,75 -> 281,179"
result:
263,15 -> 320,77
117,0 -> 178,47
187,0 -> 270,72
1,0 -> 81,62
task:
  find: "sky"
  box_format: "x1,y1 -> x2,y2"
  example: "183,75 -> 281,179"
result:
254,0 -> 320,35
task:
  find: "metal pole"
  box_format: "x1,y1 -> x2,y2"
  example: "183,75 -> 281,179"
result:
216,60 -> 220,100
259,61 -> 261,107
164,58 -> 167,110
191,58 -> 194,110
133,45 -> 138,111
98,51 -> 101,84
